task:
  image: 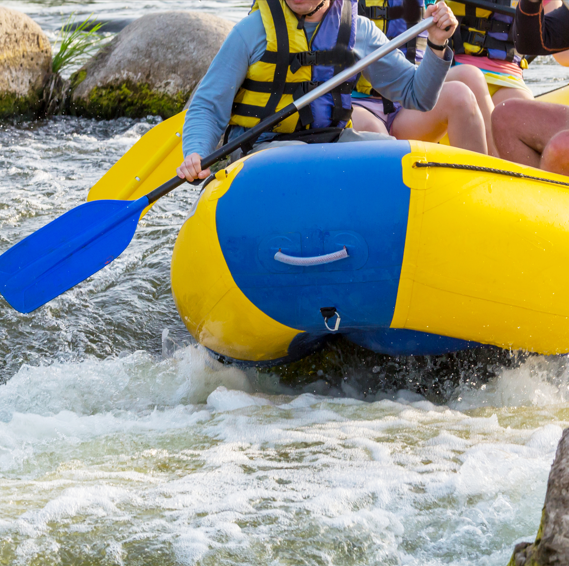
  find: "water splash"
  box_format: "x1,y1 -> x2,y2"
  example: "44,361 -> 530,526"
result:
0,345 -> 565,565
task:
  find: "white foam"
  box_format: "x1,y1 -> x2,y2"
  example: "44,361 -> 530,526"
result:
0,345 -> 252,421
207,387 -> 272,412
447,354 -> 569,411
0,344 -> 566,564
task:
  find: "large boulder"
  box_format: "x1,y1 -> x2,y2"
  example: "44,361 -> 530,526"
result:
0,7 -> 52,119
69,11 -> 234,119
509,428 -> 569,566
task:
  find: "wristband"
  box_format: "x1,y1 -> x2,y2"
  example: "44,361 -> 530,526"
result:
427,38 -> 448,51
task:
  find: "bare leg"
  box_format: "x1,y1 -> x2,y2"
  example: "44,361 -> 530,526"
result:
445,65 -> 497,156
351,105 -> 389,135
491,85 -> 534,106
541,130 -> 569,175
492,99 -> 569,173
391,81 -> 487,154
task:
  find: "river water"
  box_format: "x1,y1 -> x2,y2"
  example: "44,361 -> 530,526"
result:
1,1 -> 569,565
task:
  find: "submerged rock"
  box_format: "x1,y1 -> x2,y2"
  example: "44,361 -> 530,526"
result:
0,7 -> 52,119
60,18 -> 135,34
265,335 -> 523,401
509,428 -> 569,566
69,11 -> 234,119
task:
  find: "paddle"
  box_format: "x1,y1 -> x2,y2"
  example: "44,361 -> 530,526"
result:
87,112 -> 186,218
86,0 -> 432,215
88,0 -> 515,216
0,16 -> 434,314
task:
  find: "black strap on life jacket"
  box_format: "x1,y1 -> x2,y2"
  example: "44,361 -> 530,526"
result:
240,78 -> 354,96
260,0 -> 290,121
288,47 -> 356,74
358,0 -> 423,109
330,0 -> 355,127
401,2 -> 424,64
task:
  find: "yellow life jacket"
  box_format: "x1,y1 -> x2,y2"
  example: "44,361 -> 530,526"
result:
447,0 -> 527,68
229,0 -> 357,134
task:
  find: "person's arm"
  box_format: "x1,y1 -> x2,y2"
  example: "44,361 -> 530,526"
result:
514,0 -> 569,54
178,15 -> 265,181
545,0 -> 569,65
357,3 -> 456,112
182,26 -> 252,159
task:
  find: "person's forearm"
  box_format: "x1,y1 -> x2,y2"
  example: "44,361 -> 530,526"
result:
376,46 -> 452,111
182,93 -> 227,159
405,46 -> 453,110
514,0 -> 569,54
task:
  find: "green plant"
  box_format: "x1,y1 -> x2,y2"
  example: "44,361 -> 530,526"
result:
52,13 -> 105,75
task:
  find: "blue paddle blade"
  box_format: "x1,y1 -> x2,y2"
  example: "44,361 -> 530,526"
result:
0,197 -> 149,313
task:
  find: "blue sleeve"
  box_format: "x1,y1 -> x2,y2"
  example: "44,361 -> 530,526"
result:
356,17 -> 452,111
182,13 -> 266,158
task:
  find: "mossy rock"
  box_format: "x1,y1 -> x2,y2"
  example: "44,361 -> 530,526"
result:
69,11 -> 233,119
507,428 -> 569,565
0,7 -> 52,120
0,91 -> 41,121
68,80 -> 190,120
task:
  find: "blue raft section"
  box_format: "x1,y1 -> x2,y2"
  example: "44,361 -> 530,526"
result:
211,140 -> 481,363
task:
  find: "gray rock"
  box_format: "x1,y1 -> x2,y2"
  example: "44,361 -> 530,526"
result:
0,7 -> 52,119
508,428 -> 569,566
69,11 -> 234,119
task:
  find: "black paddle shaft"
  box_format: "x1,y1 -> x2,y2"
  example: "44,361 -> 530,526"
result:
145,105 -> 295,204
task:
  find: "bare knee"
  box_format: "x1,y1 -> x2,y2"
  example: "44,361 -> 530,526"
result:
439,82 -> 479,117
541,130 -> 569,175
351,105 -> 388,134
447,64 -> 487,94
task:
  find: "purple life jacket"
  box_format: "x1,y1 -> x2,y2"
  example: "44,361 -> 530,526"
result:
309,0 -> 359,129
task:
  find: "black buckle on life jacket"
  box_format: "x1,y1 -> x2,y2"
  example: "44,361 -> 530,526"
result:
291,48 -> 356,74
367,5 -> 390,20
290,51 -> 318,74
463,30 -> 487,48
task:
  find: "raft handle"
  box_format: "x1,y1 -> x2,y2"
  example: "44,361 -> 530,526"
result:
274,246 -> 348,267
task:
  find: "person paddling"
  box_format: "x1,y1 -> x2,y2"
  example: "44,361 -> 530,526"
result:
177,0 -> 461,183
491,0 -> 569,175
351,0 -> 492,153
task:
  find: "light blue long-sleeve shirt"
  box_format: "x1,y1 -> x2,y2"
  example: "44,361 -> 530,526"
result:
183,12 -> 452,158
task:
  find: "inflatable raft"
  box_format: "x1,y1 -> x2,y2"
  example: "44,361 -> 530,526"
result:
87,84 -> 569,363
171,137 -> 569,364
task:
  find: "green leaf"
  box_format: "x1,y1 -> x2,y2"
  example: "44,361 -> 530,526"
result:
52,13 -> 106,75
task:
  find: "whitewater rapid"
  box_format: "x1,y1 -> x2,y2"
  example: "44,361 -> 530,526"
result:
0,345 -> 567,565
1,1 -> 569,563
